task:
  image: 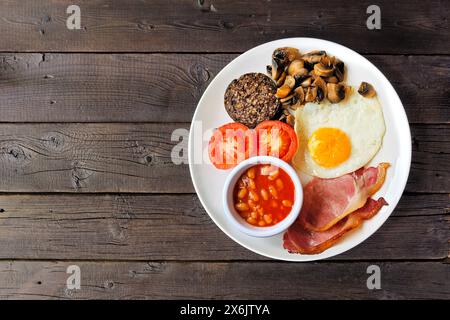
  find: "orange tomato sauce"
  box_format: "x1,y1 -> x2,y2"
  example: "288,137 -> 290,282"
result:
233,164 -> 295,227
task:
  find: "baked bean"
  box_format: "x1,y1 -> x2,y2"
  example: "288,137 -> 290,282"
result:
271,200 -> 278,208
247,178 -> 256,189
260,189 -> 269,201
247,217 -> 257,225
251,211 -> 258,219
268,169 -> 280,180
268,185 -> 278,198
282,200 -> 293,207
263,214 -> 273,224
235,202 -> 249,211
258,220 -> 266,227
257,207 -> 264,216
260,165 -> 272,176
275,178 -> 284,190
240,211 -> 249,218
247,167 -> 256,179
249,190 -> 259,201
237,188 -> 247,199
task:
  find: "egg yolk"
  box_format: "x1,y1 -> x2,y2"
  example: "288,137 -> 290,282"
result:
308,127 -> 351,168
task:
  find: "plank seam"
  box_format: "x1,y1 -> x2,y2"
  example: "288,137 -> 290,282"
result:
0,258 -> 446,263
0,52 -> 450,56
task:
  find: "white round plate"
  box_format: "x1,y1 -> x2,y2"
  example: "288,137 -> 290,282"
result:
188,38 -> 411,261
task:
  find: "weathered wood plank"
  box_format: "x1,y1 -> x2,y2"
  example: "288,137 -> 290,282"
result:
367,55 -> 450,124
0,261 -> 447,299
409,125 -> 450,193
0,53 -> 220,123
0,123 -> 191,193
0,54 -> 448,123
0,0 -> 448,54
395,193 -> 449,216
0,123 -> 447,193
0,194 -> 447,260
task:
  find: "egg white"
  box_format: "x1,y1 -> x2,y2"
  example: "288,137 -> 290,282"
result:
292,89 -> 385,178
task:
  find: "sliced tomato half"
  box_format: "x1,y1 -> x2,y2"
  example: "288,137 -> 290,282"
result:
255,120 -> 298,162
208,122 -> 256,169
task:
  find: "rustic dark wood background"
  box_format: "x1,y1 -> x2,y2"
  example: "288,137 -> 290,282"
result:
0,0 -> 448,299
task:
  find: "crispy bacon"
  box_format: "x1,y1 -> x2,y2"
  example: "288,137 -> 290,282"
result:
283,197 -> 388,255
300,163 -> 389,232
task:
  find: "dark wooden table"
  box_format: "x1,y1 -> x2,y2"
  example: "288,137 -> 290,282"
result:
0,0 -> 448,299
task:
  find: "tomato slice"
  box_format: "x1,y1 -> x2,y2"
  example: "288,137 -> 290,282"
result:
255,120 -> 298,162
208,123 -> 256,169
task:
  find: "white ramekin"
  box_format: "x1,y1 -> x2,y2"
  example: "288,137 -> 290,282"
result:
222,156 -> 303,237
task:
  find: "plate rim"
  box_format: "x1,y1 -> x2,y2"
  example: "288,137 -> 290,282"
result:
188,37 -> 412,262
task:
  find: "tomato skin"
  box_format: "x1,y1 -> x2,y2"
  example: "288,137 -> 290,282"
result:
208,120 -> 298,170
255,120 -> 298,163
208,122 -> 254,170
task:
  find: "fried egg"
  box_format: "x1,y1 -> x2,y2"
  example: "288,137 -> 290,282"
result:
292,89 -> 385,178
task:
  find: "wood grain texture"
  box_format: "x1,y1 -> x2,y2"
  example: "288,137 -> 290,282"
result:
0,0 -> 448,54
0,260 -> 447,299
0,54 -> 448,123
0,53 -> 218,123
0,123 -> 447,193
409,124 -> 450,193
0,123 -> 191,193
0,194 -> 447,260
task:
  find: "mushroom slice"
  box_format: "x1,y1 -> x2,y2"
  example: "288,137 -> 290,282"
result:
273,47 -> 300,66
300,77 -> 313,87
320,55 -> 332,67
298,67 -> 310,77
334,59 -> 345,82
294,86 -> 305,104
276,71 -> 287,87
292,68 -> 309,84
314,62 -> 334,77
266,65 -> 273,77
305,86 -> 318,102
358,82 -> 376,98
271,58 -> 283,80
284,75 -> 296,89
293,73 -> 308,87
276,84 -> 292,99
327,83 -> 346,103
308,69 -> 319,80
273,49 -> 288,67
288,59 -> 305,76
313,77 -> 327,102
323,76 -> 339,83
280,94 -> 295,104
302,50 -> 326,65
316,87 -> 325,102
282,97 -> 298,108
284,47 -> 301,62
